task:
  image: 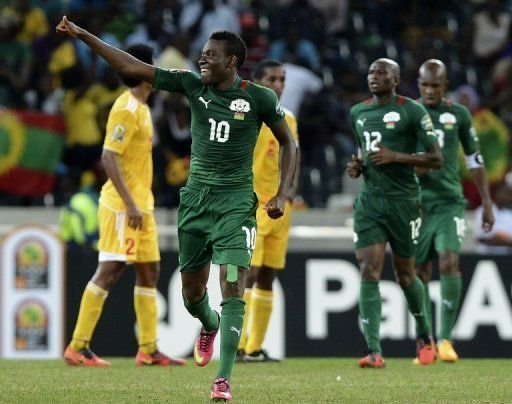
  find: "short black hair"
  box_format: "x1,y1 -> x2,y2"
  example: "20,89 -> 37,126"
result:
209,31 -> 247,69
253,59 -> 283,80
119,44 -> 154,87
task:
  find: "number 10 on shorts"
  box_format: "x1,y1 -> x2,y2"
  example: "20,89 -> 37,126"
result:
409,217 -> 422,245
242,226 -> 256,251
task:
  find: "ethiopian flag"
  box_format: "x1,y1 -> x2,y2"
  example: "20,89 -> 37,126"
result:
0,110 -> 65,197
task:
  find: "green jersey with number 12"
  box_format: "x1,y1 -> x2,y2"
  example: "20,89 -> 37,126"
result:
350,95 -> 438,199
417,99 -> 479,201
153,68 -> 285,190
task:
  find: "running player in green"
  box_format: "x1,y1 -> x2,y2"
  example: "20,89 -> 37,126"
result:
56,17 -> 296,402
414,59 -> 494,363
347,58 -> 443,368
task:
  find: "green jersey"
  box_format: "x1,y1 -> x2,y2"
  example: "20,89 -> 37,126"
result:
418,99 -> 479,201
350,95 -> 438,199
153,68 -> 285,190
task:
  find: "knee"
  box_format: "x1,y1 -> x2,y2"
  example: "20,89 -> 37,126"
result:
360,262 -> 380,282
182,283 -> 206,304
415,266 -> 431,284
136,268 -> 159,288
396,271 -> 415,289
92,264 -> 124,290
439,254 -> 460,277
255,266 -> 275,290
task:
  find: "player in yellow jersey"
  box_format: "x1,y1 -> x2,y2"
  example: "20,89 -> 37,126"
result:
238,60 -> 300,362
64,44 -> 185,367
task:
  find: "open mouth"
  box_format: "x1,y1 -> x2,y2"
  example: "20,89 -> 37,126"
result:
200,67 -> 210,77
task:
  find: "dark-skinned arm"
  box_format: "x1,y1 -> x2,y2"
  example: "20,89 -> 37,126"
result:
101,149 -> 143,230
471,166 -> 494,232
478,232 -> 512,247
56,16 -> 155,83
370,142 -> 443,169
287,146 -> 301,201
266,119 -> 296,219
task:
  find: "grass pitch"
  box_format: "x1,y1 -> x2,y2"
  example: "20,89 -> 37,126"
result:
0,358 -> 510,403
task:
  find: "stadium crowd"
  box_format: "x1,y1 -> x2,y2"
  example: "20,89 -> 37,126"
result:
0,0 -> 511,209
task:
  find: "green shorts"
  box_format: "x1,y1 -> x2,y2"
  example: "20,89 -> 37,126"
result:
353,192 -> 421,258
415,199 -> 466,264
177,184 -> 258,272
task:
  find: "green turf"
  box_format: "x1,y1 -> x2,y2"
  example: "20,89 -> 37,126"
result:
0,358 -> 510,403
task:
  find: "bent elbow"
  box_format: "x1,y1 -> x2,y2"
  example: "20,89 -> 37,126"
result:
433,154 -> 443,169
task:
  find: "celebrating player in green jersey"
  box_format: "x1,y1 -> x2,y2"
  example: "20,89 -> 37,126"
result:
347,58 -> 443,368
56,17 -> 296,402
415,59 -> 494,363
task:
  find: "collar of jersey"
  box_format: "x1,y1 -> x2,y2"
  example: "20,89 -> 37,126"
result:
211,76 -> 242,92
367,94 -> 400,107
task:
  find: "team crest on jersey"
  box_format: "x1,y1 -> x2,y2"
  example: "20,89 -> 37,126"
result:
420,114 -> 434,132
230,98 -> 250,120
111,124 -> 125,141
383,111 -> 400,129
275,101 -> 284,116
439,112 -> 457,129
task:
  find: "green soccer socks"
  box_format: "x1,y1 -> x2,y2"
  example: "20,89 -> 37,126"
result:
184,290 -> 220,332
217,297 -> 245,379
359,280 -> 382,354
439,274 -> 462,340
402,276 -> 431,337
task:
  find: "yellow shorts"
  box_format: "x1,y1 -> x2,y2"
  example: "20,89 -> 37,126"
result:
97,202 -> 160,263
251,201 -> 292,269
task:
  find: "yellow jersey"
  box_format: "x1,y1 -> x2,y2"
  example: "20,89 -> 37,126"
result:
100,90 -> 155,212
253,108 -> 299,203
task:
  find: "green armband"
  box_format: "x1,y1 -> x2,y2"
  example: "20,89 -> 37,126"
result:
226,264 -> 238,283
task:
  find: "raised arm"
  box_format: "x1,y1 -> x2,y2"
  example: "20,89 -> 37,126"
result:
266,119 -> 296,219
370,142 -> 443,168
56,16 -> 155,84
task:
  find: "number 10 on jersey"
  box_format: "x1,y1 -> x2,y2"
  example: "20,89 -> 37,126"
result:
209,118 -> 230,143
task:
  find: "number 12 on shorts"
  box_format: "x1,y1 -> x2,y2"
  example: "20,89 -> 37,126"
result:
409,217 -> 422,245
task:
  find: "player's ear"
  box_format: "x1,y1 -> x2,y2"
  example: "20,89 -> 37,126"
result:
444,80 -> 449,91
395,75 -> 401,87
227,55 -> 237,69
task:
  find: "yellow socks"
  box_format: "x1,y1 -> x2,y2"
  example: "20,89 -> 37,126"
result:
245,288 -> 273,354
70,282 -> 108,351
134,286 -> 158,354
238,288 -> 252,351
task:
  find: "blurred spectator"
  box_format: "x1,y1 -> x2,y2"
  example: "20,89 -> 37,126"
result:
85,66 -> 125,130
155,33 -> 195,71
239,11 -> 268,79
180,0 -> 240,58
268,0 -> 326,45
153,93 -> 192,207
0,10 -> 32,107
59,166 -> 105,250
466,0 -> 512,93
103,0 -> 137,43
61,62 -> 102,175
74,14 -> 121,79
268,25 -> 320,71
454,85 -> 510,207
125,8 -> 166,56
1,0 -> 49,44
309,0 -> 349,37
279,62 -> 322,116
33,0 -> 64,20
474,182 -> 512,254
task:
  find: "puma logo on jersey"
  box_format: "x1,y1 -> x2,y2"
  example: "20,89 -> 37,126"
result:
230,326 -> 241,337
361,318 -> 370,325
357,118 -> 366,127
199,97 -> 211,109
